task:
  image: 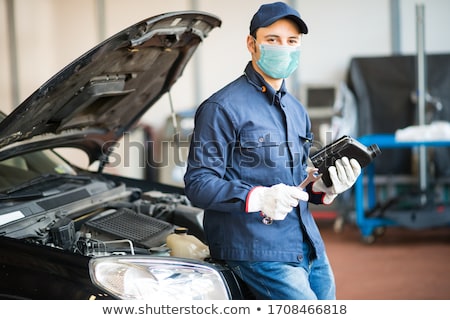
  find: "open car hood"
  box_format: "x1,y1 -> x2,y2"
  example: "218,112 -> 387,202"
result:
0,11 -> 221,164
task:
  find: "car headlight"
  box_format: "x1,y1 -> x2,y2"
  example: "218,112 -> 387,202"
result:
89,256 -> 230,300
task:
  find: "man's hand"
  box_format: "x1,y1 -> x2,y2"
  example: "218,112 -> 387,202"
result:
312,157 -> 361,204
247,183 -> 309,220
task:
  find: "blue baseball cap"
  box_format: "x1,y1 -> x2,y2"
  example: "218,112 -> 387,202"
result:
250,2 -> 308,35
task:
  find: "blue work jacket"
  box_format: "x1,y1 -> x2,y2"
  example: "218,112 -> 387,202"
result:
184,62 -> 327,263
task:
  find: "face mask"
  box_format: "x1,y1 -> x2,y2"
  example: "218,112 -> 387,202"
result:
256,44 -> 300,79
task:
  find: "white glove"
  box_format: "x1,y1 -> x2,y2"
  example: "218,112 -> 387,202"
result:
312,157 -> 361,205
246,183 -> 309,220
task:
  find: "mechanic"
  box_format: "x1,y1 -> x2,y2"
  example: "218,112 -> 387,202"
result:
184,1 -> 361,300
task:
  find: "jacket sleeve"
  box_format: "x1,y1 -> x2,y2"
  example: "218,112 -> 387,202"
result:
305,183 -> 328,205
184,101 -> 253,213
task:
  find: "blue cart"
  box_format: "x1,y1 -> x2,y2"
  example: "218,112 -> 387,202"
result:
354,134 -> 450,243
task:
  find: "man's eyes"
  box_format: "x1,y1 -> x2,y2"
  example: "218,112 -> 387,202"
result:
265,37 -> 300,45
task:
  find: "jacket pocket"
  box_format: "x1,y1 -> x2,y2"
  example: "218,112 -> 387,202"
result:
239,130 -> 282,148
237,130 -> 284,183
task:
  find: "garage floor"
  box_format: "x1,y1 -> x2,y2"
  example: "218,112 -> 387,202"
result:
316,216 -> 450,300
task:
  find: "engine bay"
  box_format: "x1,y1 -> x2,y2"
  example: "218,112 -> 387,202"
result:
0,177 -> 205,258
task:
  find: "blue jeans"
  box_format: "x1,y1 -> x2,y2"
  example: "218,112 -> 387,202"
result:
226,243 -> 336,300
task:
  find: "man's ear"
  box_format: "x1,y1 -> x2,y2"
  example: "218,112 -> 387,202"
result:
246,35 -> 257,54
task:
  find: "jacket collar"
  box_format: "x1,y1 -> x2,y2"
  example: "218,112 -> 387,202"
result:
243,62 -> 287,106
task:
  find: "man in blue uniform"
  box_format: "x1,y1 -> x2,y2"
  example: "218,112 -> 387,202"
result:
184,2 -> 361,299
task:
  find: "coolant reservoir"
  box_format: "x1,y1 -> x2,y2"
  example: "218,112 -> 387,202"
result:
166,227 -> 210,260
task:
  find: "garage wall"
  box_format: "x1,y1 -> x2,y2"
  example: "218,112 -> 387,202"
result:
0,0 -> 449,182
1,0 -> 449,122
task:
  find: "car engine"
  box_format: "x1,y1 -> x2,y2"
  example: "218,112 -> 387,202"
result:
73,190 -> 203,257
0,177 -> 205,259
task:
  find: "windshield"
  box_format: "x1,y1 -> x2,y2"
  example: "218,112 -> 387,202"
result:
0,150 -> 77,192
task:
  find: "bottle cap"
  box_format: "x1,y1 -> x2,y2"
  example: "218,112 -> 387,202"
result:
174,227 -> 188,234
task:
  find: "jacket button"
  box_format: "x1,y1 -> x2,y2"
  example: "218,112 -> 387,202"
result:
297,255 -> 303,261
258,137 -> 264,143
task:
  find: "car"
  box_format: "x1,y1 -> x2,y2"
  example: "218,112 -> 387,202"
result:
0,10 -> 252,300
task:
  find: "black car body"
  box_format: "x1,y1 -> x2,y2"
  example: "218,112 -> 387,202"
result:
0,11 -> 249,300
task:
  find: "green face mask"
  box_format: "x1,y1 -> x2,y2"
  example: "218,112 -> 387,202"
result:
257,44 -> 301,79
